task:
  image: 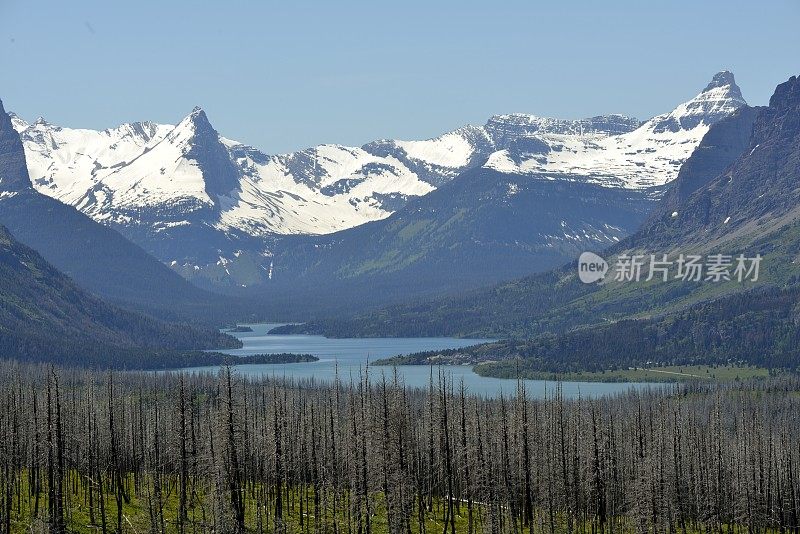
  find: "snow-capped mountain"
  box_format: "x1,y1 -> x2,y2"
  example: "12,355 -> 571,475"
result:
0,99 -> 234,322
19,109 -> 237,230
10,71 -> 746,289
483,71 -> 748,188
17,107 -> 441,238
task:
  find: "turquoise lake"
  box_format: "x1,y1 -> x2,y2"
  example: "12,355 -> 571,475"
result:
184,323 -> 658,398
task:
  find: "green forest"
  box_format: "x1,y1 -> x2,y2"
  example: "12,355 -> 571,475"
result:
376,286 -> 800,378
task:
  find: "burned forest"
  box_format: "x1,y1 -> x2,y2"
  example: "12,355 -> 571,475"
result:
0,363 -> 798,533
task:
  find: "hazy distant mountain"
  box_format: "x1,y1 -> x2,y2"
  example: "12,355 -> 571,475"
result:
482,71 -> 747,189
11,72 -> 745,292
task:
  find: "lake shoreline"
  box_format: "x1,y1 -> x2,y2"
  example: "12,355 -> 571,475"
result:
201,323 -> 660,397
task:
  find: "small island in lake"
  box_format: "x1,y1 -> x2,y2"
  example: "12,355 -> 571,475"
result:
225,325 -> 254,333
234,353 -> 318,364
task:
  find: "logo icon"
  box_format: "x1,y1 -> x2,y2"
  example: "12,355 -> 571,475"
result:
578,252 -> 608,284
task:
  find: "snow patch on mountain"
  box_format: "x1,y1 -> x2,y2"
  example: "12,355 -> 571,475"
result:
217,142 -> 435,235
19,117 -> 173,209
484,72 -> 747,188
394,130 -> 478,168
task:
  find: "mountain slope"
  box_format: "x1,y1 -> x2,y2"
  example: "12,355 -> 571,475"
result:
392,285 -> 800,374
637,75 -> 800,249
647,105 -> 761,220
0,98 -> 241,323
248,73 -> 747,310
276,74 -> 799,339
258,168 -> 655,312
0,190 -> 247,322
13,73 -> 744,292
0,224 -> 240,368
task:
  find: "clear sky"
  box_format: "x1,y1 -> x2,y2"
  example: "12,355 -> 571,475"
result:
1,0 -> 798,154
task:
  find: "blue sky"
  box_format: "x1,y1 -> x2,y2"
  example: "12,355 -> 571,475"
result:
1,1 -> 798,153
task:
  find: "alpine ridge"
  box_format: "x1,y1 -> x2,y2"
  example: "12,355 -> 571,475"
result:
10,72 -> 746,292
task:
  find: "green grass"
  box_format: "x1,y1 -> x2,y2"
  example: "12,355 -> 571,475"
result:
4,469 -> 784,533
2,471 -> 486,534
473,364 -> 771,383
396,219 -> 432,241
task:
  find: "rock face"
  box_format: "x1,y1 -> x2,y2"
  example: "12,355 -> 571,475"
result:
0,99 -> 32,192
182,107 -> 240,199
654,105 -> 761,219
760,74 -> 800,138
483,114 -> 642,145
640,74 -> 800,247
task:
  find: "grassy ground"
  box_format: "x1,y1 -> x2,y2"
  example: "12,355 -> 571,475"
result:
473,364 -> 771,383
4,469 -> 783,533
3,472 -> 483,534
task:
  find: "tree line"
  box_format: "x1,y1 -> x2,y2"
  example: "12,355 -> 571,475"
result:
0,361 -> 798,533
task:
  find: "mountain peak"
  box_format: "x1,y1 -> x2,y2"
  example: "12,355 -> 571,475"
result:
188,106 -> 208,123
168,107 -> 217,144
0,98 -> 33,192
180,106 -> 212,129
703,71 -> 739,93
648,71 -> 746,134
172,107 -> 240,198
699,71 -> 745,106
768,74 -> 800,111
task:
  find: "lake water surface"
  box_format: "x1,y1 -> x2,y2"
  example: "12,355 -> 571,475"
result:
186,323 -> 657,398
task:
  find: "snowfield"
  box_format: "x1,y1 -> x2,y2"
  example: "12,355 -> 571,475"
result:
483,75 -> 747,189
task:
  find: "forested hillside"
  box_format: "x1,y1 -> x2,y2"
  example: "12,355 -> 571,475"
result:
0,225 -> 241,368
382,286 -> 800,375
